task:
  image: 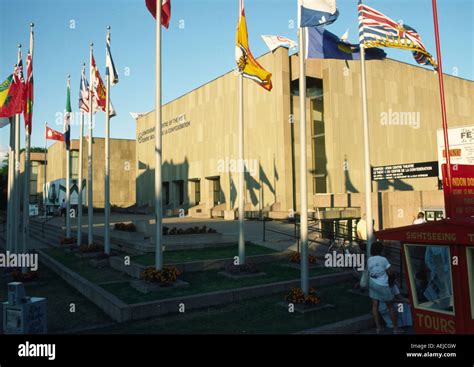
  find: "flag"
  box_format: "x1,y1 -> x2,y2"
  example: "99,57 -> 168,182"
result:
24,52 -> 33,134
106,32 -> 119,86
299,0 -> 339,27
261,35 -> 298,52
45,126 -> 64,141
91,54 -> 116,117
236,8 -> 272,91
64,81 -> 71,150
0,72 -> 25,118
79,67 -> 89,113
145,0 -> 171,28
358,1 -> 436,68
306,26 -> 386,60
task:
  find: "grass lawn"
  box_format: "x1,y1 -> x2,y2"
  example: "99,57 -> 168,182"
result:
133,243 -> 277,265
102,262 -> 338,304
0,266 -> 112,333
88,281 -> 370,334
44,247 -> 132,284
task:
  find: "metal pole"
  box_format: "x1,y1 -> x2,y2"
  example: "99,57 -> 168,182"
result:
44,122 -> 47,217
432,0 -> 452,216
77,66 -> 85,247
238,0 -> 245,265
13,44 -> 22,254
298,28 -> 309,295
155,0 -> 163,270
104,27 -> 111,255
87,44 -> 94,246
360,45 -> 374,258
6,118 -> 14,252
65,75 -> 71,238
22,23 -> 34,270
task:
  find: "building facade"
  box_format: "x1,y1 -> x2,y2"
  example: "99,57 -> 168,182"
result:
20,138 -> 136,209
135,47 -> 474,229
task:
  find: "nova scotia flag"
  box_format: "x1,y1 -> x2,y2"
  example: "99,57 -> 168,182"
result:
299,0 -> 339,27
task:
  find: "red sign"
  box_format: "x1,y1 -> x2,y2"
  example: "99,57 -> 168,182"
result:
442,164 -> 474,218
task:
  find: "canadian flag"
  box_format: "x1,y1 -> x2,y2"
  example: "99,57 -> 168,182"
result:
145,0 -> 171,28
45,126 -> 64,142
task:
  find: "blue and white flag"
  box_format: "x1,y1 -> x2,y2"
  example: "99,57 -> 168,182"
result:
106,32 -> 119,86
306,26 -> 386,61
299,0 -> 339,27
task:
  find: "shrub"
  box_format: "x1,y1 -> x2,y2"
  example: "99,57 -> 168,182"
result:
163,226 -> 169,235
60,237 -> 77,245
224,261 -> 259,275
141,267 -> 181,285
289,252 -> 317,265
12,269 -> 39,283
163,226 -> 218,236
79,244 -> 103,253
114,222 -> 137,232
286,287 -> 321,305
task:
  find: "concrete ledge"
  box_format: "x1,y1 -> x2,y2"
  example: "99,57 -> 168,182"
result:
127,271 -> 353,320
109,251 -> 290,277
37,248 -> 131,323
296,313 -> 374,334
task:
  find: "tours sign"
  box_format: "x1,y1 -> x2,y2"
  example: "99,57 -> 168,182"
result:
372,161 -> 439,181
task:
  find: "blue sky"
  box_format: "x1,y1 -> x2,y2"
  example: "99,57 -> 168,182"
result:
1,0 -> 473,156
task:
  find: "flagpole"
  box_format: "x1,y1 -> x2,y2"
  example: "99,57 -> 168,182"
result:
104,26 -> 111,255
155,0 -> 163,270
6,117 -> 14,252
87,43 -> 94,246
298,26 -> 309,295
359,45 -> 374,257
65,75 -> 71,238
238,0 -> 245,265
13,44 -> 22,254
77,64 -> 85,247
21,23 -> 34,271
431,0 -> 452,213
44,122 -> 48,218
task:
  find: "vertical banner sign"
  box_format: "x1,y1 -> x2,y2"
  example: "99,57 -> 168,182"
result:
442,164 -> 474,218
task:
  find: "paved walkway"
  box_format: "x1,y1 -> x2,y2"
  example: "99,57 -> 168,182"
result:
33,213 -> 330,253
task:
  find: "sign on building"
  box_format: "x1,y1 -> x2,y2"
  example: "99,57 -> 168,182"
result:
437,125 -> 474,178
372,161 -> 439,181
442,164 -> 474,219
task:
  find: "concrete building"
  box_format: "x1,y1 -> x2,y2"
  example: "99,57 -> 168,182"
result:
20,138 -> 136,209
135,47 -> 474,229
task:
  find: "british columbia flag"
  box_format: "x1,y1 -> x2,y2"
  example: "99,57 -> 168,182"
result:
358,1 -> 437,68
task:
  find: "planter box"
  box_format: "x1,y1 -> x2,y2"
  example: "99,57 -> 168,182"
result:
130,279 -> 190,294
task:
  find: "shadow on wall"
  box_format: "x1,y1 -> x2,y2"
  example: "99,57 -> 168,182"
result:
378,178 -> 414,191
344,156 -> 359,193
136,157 -> 190,209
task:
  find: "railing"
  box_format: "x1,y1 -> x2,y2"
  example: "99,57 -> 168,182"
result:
262,214 -> 361,252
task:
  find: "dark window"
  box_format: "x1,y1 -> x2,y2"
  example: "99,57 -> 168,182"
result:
163,182 -> 170,205
311,96 -> 327,194
194,180 -> 201,204
174,180 -> 184,206
213,179 -> 221,205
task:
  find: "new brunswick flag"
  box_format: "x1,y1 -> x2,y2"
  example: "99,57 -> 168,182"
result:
0,73 -> 25,118
235,7 -> 272,91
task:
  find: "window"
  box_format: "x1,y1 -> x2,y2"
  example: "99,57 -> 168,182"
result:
163,182 -> 170,205
467,248 -> 474,319
173,180 -> 184,206
29,161 -> 38,204
311,96 -> 327,194
405,244 -> 454,315
213,179 -> 221,205
194,180 -> 201,205
71,150 -> 79,180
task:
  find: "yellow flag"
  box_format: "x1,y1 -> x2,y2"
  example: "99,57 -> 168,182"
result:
235,9 -> 272,91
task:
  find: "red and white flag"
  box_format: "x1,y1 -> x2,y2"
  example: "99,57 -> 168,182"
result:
145,0 -> 171,28
90,54 -> 115,117
45,126 -> 64,142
